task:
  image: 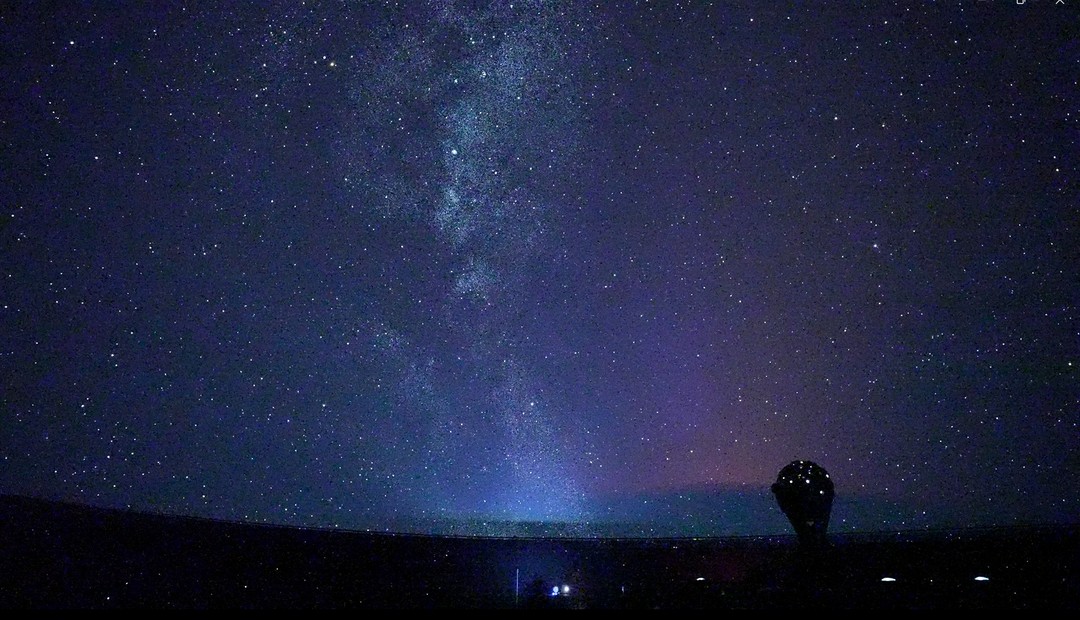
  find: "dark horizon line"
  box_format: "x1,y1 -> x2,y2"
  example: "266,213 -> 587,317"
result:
4,492 -> 1077,545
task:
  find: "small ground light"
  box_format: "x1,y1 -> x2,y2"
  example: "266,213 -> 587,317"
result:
561,584 -> 570,595
881,577 -> 897,582
695,577 -> 705,582
974,576 -> 990,581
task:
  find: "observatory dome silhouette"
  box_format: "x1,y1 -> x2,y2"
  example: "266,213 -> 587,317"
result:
771,460 -> 834,546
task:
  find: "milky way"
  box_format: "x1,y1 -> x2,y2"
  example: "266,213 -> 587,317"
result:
1,1 -> 1076,537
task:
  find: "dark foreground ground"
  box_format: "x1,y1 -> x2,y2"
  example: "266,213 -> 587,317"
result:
1,494 -> 1076,609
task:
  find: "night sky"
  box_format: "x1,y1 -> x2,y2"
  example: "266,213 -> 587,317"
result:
1,1 -> 1077,537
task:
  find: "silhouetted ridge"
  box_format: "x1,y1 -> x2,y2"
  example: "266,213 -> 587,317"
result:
1,494 -> 1077,609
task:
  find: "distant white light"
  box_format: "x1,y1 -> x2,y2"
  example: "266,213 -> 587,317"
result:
550,586 -> 559,597
695,577 -> 705,582
562,584 -> 570,595
974,576 -> 990,582
881,577 -> 897,582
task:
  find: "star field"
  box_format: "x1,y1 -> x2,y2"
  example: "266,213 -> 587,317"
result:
1,1 -> 1077,537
